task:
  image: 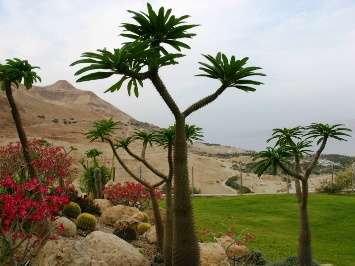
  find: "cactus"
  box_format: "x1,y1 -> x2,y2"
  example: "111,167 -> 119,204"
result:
62,201 -> 81,219
137,222 -> 151,235
142,212 -> 149,223
113,227 -> 137,241
94,167 -> 103,199
76,213 -> 97,231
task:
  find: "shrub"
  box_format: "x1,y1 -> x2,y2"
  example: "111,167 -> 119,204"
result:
76,213 -> 97,231
190,186 -> 201,194
103,181 -> 163,211
0,176 -> 70,264
225,176 -> 252,193
0,138 -> 77,186
316,180 -> 343,194
244,250 -> 269,265
80,163 -> 111,198
62,202 -> 81,219
137,222 -> 151,235
52,118 -> 59,123
266,255 -> 319,266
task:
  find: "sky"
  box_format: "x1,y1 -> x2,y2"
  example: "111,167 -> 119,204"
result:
1,0 -> 355,156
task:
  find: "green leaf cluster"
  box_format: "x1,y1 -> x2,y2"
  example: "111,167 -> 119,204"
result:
252,123 -> 352,177
121,3 -> 198,51
0,58 -> 41,90
197,52 -> 265,91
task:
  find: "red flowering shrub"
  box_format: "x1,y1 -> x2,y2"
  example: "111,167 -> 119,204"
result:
103,181 -> 163,210
199,216 -> 255,257
0,139 -> 76,264
0,138 -> 77,190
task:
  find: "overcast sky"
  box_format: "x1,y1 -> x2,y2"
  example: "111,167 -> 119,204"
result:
1,0 -> 355,156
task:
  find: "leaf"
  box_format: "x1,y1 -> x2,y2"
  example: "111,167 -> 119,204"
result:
76,72 -> 114,82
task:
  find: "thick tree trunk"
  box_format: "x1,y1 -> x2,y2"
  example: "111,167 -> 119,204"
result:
298,180 -> 312,266
163,178 -> 173,266
4,82 -> 37,179
149,186 -> 164,250
172,116 -> 200,266
5,82 -> 51,240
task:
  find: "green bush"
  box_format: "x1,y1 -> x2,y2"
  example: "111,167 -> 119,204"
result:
316,180 -> 343,194
225,175 -> 252,193
244,250 -> 269,265
52,118 -> 59,123
80,163 -> 111,198
266,255 -> 319,266
190,186 -> 201,194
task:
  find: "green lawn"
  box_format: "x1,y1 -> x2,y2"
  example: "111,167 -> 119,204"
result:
183,194 -> 355,265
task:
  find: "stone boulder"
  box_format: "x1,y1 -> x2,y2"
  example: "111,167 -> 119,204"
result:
52,216 -> 77,237
144,225 -> 157,244
31,239 -> 91,266
199,242 -> 230,266
92,199 -> 113,214
145,208 -> 165,223
32,232 -> 150,266
217,236 -> 250,259
100,205 -> 145,229
83,231 -> 150,266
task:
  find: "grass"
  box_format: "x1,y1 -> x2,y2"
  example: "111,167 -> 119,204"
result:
187,194 -> 355,266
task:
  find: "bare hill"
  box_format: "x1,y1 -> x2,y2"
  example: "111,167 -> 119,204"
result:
0,80 -> 329,194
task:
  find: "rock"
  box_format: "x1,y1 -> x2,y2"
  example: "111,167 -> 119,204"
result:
52,216 -> 77,237
199,242 -> 230,266
144,225 -> 157,244
31,239 -> 91,266
100,205 -> 145,227
93,199 -> 113,214
217,236 -> 250,259
83,231 -> 150,266
145,208 -> 165,223
32,232 -> 150,266
114,215 -> 141,230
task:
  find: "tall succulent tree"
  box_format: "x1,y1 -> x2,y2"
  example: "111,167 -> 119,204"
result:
86,119 -> 203,265
72,4 -> 265,265
252,123 -> 351,265
0,58 -> 41,180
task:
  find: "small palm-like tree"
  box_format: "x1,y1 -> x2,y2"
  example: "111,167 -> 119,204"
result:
72,4 -> 265,265
253,123 -> 351,265
0,58 -> 41,179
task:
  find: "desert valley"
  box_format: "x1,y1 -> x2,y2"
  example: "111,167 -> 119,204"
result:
0,80 -> 334,195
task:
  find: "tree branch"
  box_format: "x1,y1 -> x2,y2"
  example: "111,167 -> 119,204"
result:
183,85 -> 227,117
105,138 -> 149,187
124,146 -> 168,180
149,73 -> 181,118
305,137 -> 328,178
277,161 -> 305,182
120,68 -> 152,81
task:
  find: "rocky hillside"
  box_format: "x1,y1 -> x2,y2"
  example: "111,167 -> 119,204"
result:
0,80 -> 157,143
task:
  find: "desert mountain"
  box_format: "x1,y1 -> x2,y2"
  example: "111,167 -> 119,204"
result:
0,80 -> 157,143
